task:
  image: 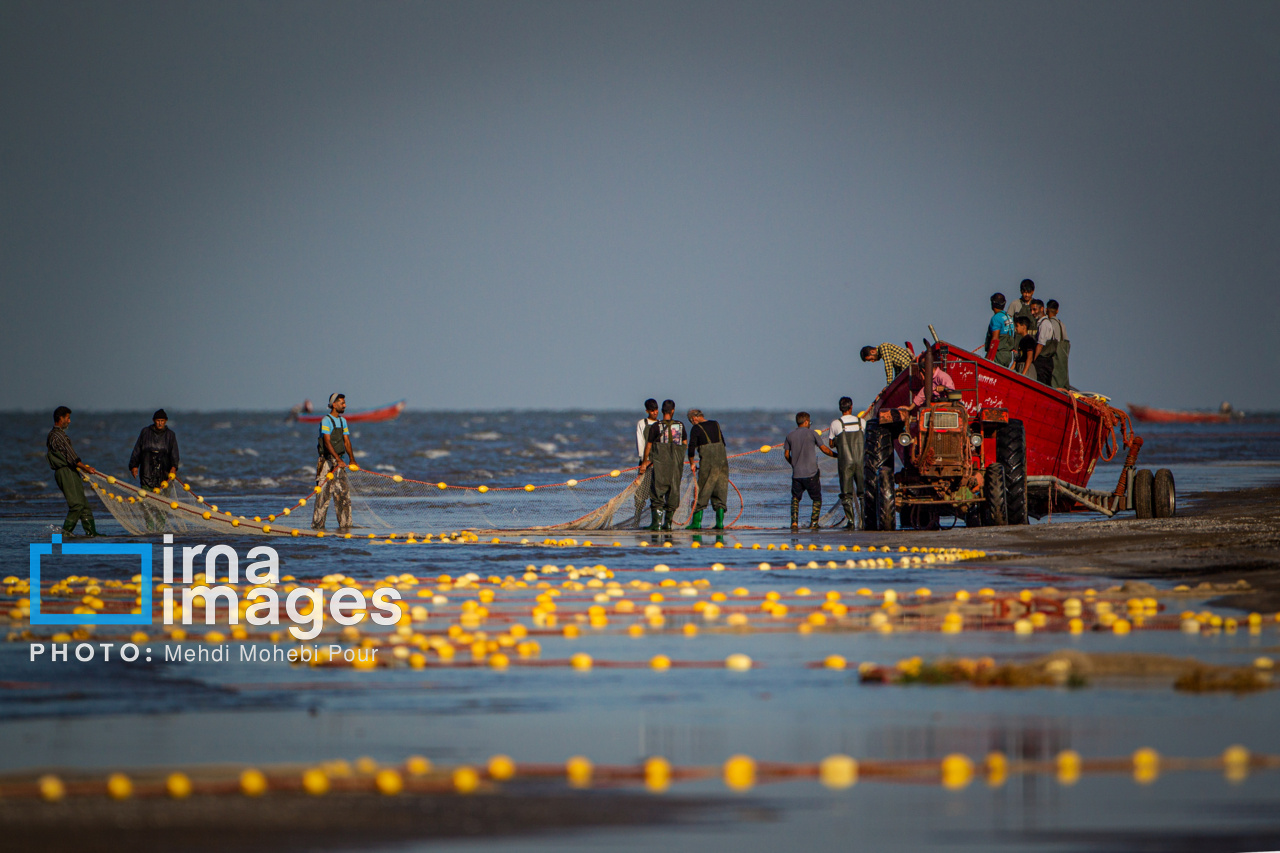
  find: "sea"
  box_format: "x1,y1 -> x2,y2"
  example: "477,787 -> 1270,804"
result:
2,410 -> 1279,852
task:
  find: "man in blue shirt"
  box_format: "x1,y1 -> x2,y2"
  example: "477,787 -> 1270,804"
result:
784,412 -> 836,531
311,393 -> 356,530
983,293 -> 1016,367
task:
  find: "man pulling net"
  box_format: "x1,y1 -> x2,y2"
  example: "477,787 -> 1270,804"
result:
685,408 -> 729,530
826,397 -> 867,530
639,399 -> 685,531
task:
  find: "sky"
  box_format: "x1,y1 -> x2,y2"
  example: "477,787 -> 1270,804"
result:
2,0 -> 1277,414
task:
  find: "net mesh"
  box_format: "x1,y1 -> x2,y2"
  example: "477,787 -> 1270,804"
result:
84,442 -> 852,537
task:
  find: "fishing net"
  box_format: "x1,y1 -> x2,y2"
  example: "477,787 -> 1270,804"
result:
84,442 -> 851,537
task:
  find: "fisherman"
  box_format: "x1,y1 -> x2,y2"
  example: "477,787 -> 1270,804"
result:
982,293 -> 1016,367
910,362 -> 956,407
826,397 -> 866,529
1045,299 -> 1071,388
1007,279 -> 1037,332
685,409 -> 729,530
639,400 -> 685,531
130,409 -> 180,488
1012,314 -> 1038,376
860,343 -> 914,385
311,393 -> 355,530
784,412 -> 837,531
1030,299 -> 1058,386
633,399 -> 660,528
47,406 -> 98,536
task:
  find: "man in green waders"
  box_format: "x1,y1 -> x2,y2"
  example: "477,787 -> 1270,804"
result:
639,400 -> 685,531
47,406 -> 99,535
685,409 -> 729,530
826,397 -> 867,529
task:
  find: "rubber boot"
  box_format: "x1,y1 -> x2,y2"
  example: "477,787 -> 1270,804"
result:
660,510 -> 673,531
790,497 -> 800,531
83,515 -> 99,537
686,510 -> 703,530
714,507 -> 726,530
841,496 -> 857,530
647,508 -> 662,531
809,500 -> 822,530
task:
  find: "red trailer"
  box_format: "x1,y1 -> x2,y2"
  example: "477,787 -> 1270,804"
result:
864,341 -> 1173,528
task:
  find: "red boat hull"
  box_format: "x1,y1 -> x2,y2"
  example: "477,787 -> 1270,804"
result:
1128,404 -> 1231,424
296,400 -> 406,424
873,344 -> 1116,490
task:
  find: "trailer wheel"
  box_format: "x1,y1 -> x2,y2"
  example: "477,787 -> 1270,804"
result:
997,420 -> 1029,525
1153,469 -> 1176,518
983,463 -> 1008,526
863,422 -> 893,531
1133,469 -> 1154,519
875,467 -> 897,532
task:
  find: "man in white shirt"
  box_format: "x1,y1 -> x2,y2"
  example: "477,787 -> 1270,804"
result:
827,397 -> 868,529
634,399 -> 659,527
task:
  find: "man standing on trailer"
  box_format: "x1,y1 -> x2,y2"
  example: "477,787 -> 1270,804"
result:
1045,299 -> 1071,389
639,400 -> 685,531
633,399 -> 660,528
1012,315 -> 1037,376
982,293 -> 1016,367
860,343 -> 914,386
1031,300 -> 1059,386
312,393 -> 355,530
827,397 -> 867,529
785,412 -> 837,531
1007,279 -> 1037,333
685,409 -> 729,530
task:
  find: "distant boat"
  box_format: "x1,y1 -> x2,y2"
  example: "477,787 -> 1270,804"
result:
295,400 -> 407,424
1128,403 -> 1242,424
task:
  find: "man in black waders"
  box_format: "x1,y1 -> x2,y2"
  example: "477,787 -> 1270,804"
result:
685,409 -> 729,530
129,409 -> 181,531
47,406 -> 98,536
826,397 -> 866,529
312,393 -> 355,530
639,400 -> 685,531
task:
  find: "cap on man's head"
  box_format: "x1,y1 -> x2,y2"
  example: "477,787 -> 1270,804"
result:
687,408 -> 704,421
329,392 -> 345,408
153,409 -> 168,420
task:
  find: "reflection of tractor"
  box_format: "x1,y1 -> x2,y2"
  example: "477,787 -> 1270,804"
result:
863,344 -> 1026,530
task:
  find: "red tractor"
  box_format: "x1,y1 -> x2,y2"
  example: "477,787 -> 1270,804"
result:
862,344 -> 1028,530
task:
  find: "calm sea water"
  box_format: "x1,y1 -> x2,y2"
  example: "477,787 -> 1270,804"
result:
2,410 -> 1279,852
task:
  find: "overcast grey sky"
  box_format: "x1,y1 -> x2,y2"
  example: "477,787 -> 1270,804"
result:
2,1 -> 1277,413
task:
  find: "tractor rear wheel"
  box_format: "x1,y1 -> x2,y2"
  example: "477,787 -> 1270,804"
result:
983,463 -> 1008,526
1133,469 -> 1154,519
875,467 -> 897,532
997,420 -> 1028,525
1153,469 -> 1176,518
863,422 -> 893,531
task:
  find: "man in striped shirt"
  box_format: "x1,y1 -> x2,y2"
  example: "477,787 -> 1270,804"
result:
860,343 -> 914,385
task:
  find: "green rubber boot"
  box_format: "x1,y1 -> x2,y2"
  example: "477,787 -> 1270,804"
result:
714,507 -> 725,530
790,497 -> 800,531
809,499 -> 822,530
83,515 -> 99,537
647,509 -> 662,531
686,510 -> 703,530
660,512 -> 673,531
